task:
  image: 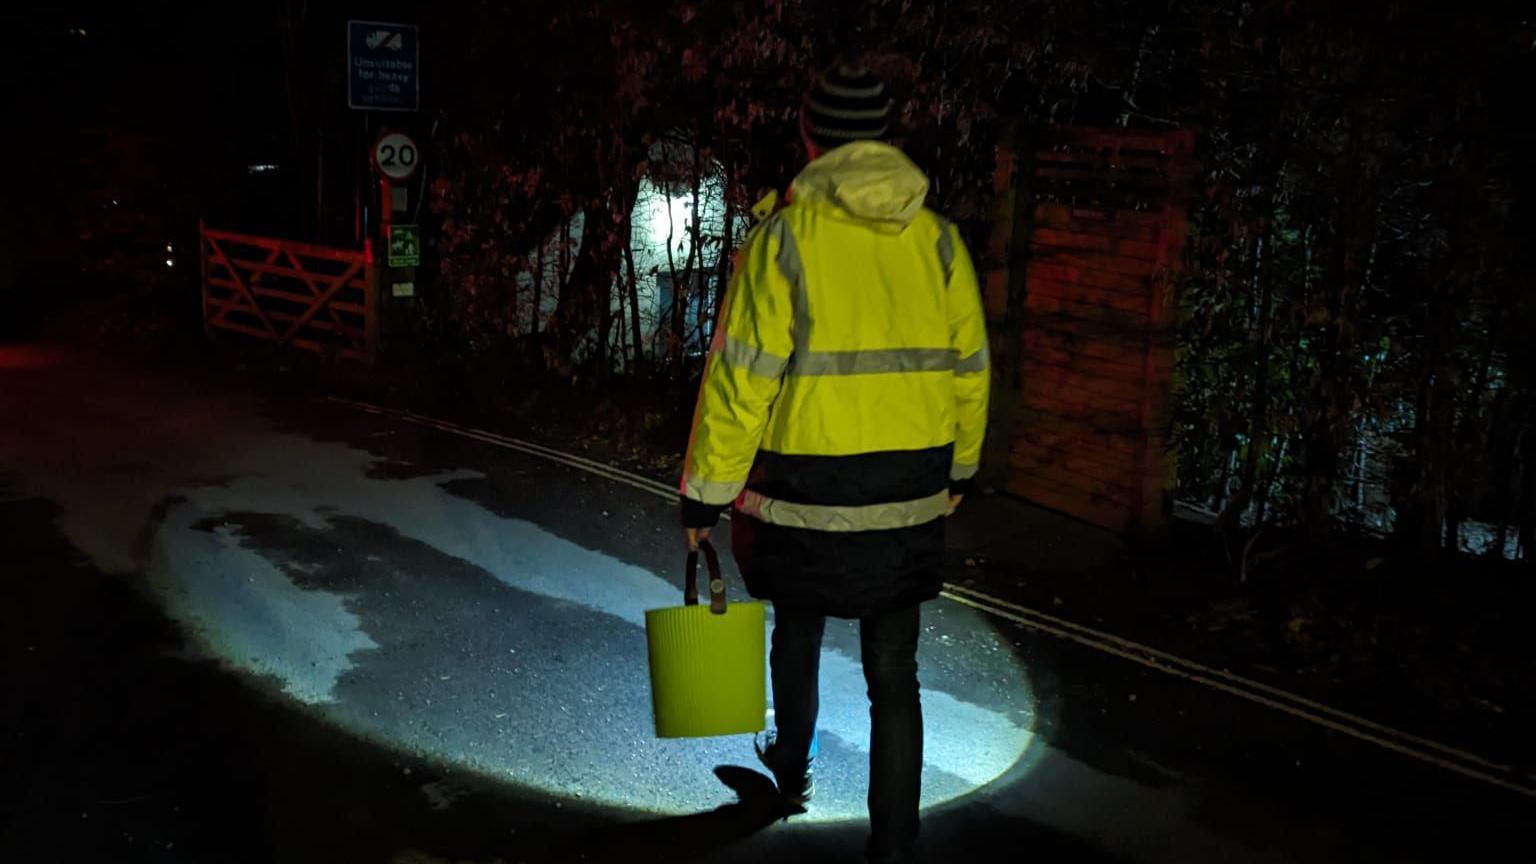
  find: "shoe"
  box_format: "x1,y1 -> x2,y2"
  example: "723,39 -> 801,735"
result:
754,730 -> 816,808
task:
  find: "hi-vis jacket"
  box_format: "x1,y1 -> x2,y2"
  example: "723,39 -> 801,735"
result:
680,141 -> 990,617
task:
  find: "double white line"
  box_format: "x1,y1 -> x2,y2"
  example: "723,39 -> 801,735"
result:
324,395 -> 1536,801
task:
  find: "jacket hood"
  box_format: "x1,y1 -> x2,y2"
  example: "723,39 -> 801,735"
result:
790,141 -> 929,227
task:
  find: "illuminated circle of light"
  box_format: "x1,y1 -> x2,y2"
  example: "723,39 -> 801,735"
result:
148,440 -> 1041,823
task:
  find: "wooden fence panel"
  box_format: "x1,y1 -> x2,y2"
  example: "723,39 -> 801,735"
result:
986,126 -> 1194,535
201,224 -> 378,364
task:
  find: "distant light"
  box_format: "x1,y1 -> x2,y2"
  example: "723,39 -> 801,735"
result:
165,258 -> 176,269
110,198 -> 119,206
165,243 -> 175,253
247,164 -> 279,175
69,27 -> 88,37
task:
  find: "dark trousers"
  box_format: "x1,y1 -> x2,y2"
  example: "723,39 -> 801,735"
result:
771,604 -> 923,862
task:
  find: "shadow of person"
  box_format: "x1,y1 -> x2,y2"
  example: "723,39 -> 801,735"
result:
568,765 -> 794,861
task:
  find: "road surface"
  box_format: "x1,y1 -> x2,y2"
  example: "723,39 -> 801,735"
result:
1,345 -> 1530,863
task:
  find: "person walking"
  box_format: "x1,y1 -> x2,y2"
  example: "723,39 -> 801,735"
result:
679,64 -> 990,864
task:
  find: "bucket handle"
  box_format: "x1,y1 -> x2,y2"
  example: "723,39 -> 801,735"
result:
685,539 -> 729,615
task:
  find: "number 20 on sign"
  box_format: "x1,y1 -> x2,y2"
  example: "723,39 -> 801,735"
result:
373,131 -> 420,181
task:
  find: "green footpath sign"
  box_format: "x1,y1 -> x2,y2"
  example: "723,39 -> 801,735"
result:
388,224 -> 421,267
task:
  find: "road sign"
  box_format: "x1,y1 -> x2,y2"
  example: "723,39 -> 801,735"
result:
388,225 -> 421,267
372,131 -> 420,181
348,20 -> 419,111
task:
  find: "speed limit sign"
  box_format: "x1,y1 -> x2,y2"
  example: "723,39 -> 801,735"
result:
372,131 -> 420,181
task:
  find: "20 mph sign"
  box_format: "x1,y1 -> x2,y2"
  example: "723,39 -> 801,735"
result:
372,131 -> 420,181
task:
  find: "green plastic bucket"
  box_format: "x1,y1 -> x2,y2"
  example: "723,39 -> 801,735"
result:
645,541 -> 766,738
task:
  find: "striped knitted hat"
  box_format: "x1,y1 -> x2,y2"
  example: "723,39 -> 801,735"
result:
801,65 -> 892,152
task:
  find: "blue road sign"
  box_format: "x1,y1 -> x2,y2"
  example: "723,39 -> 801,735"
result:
347,20 -> 419,111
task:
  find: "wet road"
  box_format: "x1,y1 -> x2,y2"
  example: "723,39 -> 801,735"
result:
1,345 -> 1531,863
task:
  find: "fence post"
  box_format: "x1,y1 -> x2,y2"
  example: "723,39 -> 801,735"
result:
1130,128 -> 1195,538
364,238 -> 379,365
981,121 -> 1036,495
199,218 -> 210,340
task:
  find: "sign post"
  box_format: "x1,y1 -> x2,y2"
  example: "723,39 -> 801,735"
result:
350,20 -> 421,356
368,128 -> 423,344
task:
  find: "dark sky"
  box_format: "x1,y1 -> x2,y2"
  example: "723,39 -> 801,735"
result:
10,3 -> 284,141
4,3 -> 1531,264
2,3 -> 423,254
0,4 -> 322,281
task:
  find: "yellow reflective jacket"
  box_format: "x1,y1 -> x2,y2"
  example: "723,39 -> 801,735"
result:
681,141 -> 989,544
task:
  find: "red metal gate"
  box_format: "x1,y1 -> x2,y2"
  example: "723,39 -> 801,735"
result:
200,223 -> 378,364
